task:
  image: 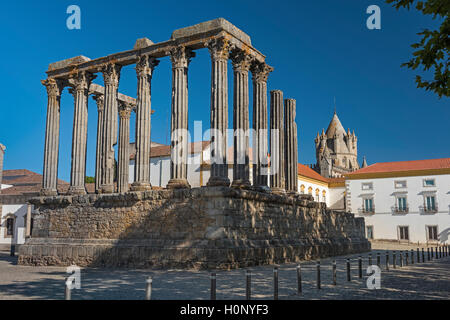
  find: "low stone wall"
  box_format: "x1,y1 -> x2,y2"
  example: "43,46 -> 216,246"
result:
18,187 -> 370,269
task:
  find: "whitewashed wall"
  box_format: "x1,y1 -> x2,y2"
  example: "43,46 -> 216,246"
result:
0,204 -> 27,245
347,174 -> 450,243
297,179 -> 329,206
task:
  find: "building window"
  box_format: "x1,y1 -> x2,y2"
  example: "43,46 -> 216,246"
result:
361,182 -> 373,191
6,218 -> 14,237
427,226 -> 438,241
308,187 -> 312,195
300,185 -> 305,194
424,195 -> 437,212
315,189 -> 320,201
363,198 -> 374,213
322,190 -> 326,202
398,226 -> 409,241
395,196 -> 408,212
366,226 -> 374,240
423,178 -> 435,187
394,180 -> 407,188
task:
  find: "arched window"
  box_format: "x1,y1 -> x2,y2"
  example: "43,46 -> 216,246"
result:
308,187 -> 313,195
315,188 -> 320,201
322,190 -> 327,202
300,185 -> 305,194
6,218 -> 14,237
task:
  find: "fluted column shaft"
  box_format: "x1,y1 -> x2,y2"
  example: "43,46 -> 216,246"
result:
284,99 -> 298,193
69,72 -> 94,195
231,50 -> 252,188
132,55 -> 158,191
207,38 -> 231,187
167,47 -> 194,189
251,63 -> 273,189
41,78 -> 64,196
93,94 -> 104,193
100,63 -> 121,193
270,90 -> 285,193
118,103 -> 132,193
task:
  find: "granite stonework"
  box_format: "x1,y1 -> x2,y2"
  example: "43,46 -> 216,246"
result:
18,187 -> 370,270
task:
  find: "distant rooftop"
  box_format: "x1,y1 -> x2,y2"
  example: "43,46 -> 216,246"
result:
347,158 -> 450,178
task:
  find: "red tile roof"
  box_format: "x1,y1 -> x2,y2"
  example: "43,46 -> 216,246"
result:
1,169 -> 69,196
347,158 -> 450,175
297,163 -> 329,183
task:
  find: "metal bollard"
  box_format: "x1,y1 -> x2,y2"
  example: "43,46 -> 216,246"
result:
399,251 -> 403,267
145,277 -> 152,300
246,270 -> 251,300
358,256 -> 362,278
316,261 -> 321,289
439,246 -> 442,258
296,265 -> 302,295
346,259 -> 351,282
273,267 -> 278,300
422,248 -> 425,262
417,248 -> 420,263
405,251 -> 409,266
385,252 -> 389,271
332,260 -> 337,286
65,279 -> 71,300
427,247 -> 430,261
377,253 -> 380,268
411,249 -> 414,264
10,244 -> 15,257
210,273 -> 216,300
368,253 -> 372,266
393,251 -> 396,269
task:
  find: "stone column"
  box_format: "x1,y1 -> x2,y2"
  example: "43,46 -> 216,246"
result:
284,99 -> 298,193
206,38 -> 231,187
118,102 -> 133,193
230,50 -> 252,188
68,71 -> 95,195
167,47 -> 195,189
93,94 -> 104,193
41,78 -> 65,196
270,90 -> 285,193
25,204 -> 32,238
251,62 -> 273,189
131,55 -> 158,191
100,63 -> 121,193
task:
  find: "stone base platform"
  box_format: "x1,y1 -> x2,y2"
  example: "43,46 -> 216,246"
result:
18,187 -> 370,270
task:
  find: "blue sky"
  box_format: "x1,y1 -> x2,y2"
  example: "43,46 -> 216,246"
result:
0,0 -> 448,182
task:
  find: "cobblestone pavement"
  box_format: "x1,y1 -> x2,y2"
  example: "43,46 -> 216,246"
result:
0,246 -> 448,300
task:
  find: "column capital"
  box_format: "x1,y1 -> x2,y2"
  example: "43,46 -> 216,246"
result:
71,71 -> 96,91
169,46 -> 195,69
92,94 -> 105,112
230,50 -> 252,73
41,78 -> 65,98
207,37 -> 231,61
251,62 -> 274,83
118,101 -> 133,119
136,55 -> 159,77
102,63 -> 122,86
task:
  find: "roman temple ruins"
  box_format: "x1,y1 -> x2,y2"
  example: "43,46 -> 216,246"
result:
18,19 -> 370,269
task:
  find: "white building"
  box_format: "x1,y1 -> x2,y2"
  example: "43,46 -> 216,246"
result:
0,144 -> 71,250
346,158 -> 450,244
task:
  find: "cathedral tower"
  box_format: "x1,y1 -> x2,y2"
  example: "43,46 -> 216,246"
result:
314,111 -> 360,178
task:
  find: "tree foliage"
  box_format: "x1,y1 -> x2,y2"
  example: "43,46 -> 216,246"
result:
386,0 -> 449,98
85,176 -> 95,184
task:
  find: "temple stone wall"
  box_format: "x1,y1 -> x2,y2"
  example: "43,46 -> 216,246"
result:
18,187 -> 370,269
